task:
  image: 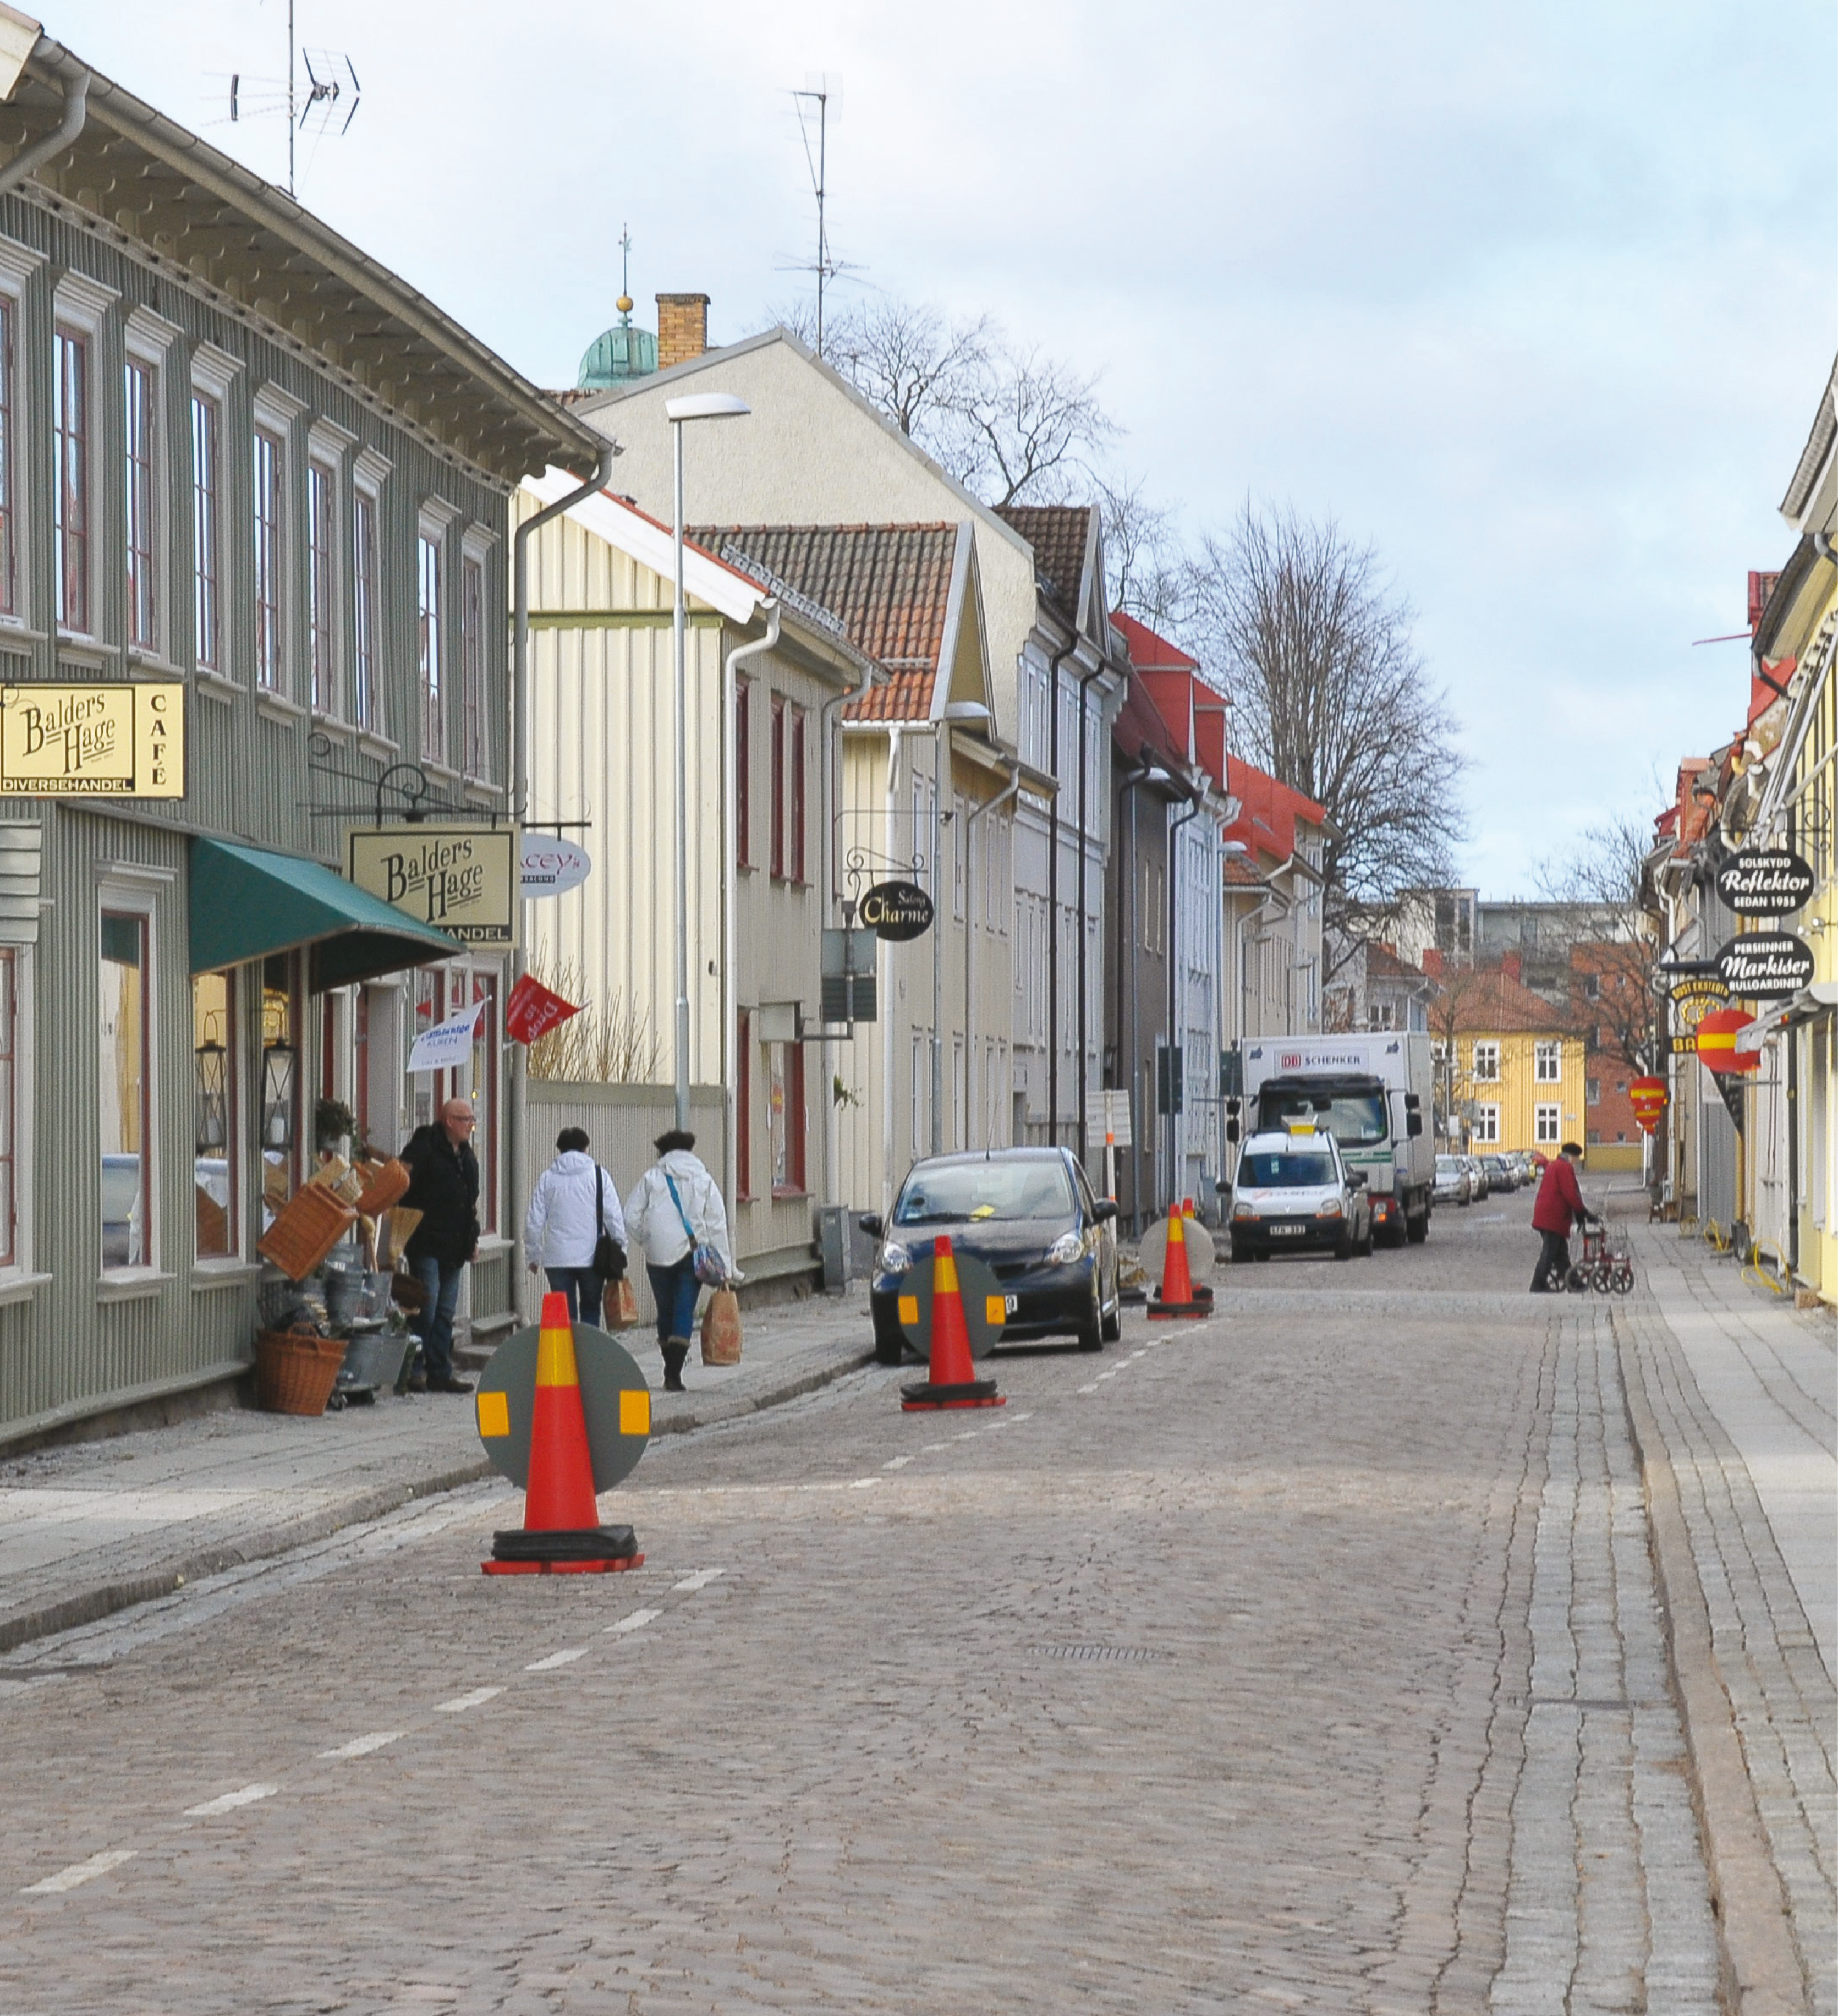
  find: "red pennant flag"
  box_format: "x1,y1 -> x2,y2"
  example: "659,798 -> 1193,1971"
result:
504,972 -> 582,1046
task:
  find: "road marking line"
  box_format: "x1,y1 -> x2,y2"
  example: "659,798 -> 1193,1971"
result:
850,1477 -> 880,1489
21,1849 -> 136,1894
953,1429 -> 980,1441
672,1568 -> 726,1592
1077,1383 -> 1100,1395
434,1686 -> 504,1713
319,1731 -> 404,1760
921,1441 -> 950,1452
605,1608 -> 662,1635
184,1783 -> 278,1817
881,1455 -> 912,1470
1008,1411 -> 1033,1421
525,1647 -> 588,1672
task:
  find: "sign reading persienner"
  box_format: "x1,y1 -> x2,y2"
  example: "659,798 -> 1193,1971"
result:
347,825 -> 518,946
0,681 -> 185,796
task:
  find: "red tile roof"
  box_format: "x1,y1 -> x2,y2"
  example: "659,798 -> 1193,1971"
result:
1223,758 -> 1325,864
1442,963 -> 1574,1034
997,504 -> 1093,615
1109,609 -> 1198,675
692,524 -> 960,722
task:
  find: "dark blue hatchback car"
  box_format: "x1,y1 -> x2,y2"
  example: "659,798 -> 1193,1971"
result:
859,1147 -> 1121,1365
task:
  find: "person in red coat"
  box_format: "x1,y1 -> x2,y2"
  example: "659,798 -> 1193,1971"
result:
1530,1142 -> 1596,1291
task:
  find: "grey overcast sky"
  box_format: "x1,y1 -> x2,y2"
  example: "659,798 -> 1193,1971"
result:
46,0 -> 1837,895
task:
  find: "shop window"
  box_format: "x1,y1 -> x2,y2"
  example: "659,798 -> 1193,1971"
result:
469,969 -> 499,1233
735,682 -> 751,868
1535,1103 -> 1560,1146
54,328 -> 88,633
253,426 -> 284,690
418,531 -> 443,763
1535,1040 -> 1561,1082
736,1010 -> 753,1199
1472,1040 -> 1499,1082
353,487 -> 378,730
461,554 -> 485,776
191,391 -> 222,671
0,945 -> 14,1266
192,971 -> 237,1259
409,965 -> 445,1130
261,955 -> 301,1224
0,296 -> 14,616
100,910 -> 151,1269
125,357 -> 158,651
769,1040 -> 806,1196
309,458 -> 337,713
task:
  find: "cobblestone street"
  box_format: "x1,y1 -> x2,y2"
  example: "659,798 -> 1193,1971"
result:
0,1192 -> 1828,2013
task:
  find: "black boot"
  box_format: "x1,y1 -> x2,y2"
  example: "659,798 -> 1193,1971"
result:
662,1340 -> 689,1393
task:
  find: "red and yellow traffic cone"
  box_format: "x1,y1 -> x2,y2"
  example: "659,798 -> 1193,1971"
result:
901,1234 -> 1005,1411
484,1291 -> 644,1575
1148,1203 -> 1212,1320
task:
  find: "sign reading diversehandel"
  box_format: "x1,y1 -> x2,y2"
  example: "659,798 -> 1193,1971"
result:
347,824 -> 519,946
0,681 -> 185,796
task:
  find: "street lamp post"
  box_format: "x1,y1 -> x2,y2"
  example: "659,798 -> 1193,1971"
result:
666,391 -> 750,1132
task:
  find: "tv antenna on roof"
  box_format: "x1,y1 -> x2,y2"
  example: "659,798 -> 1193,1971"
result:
224,1 -> 361,198
791,75 -> 851,359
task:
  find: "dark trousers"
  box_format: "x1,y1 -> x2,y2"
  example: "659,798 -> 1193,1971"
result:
647,1257 -> 700,1345
544,1266 -> 602,1327
409,1254 -> 464,1378
1531,1230 -> 1571,1292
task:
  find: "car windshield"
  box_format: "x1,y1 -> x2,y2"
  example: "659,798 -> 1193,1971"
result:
1436,1157 -> 1460,1174
1240,1152 -> 1337,1188
1259,1089 -> 1389,1145
894,1159 -> 1076,1224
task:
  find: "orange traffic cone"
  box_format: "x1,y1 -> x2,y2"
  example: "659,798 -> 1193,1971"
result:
1148,1202 -> 1212,1320
484,1292 -> 644,1575
901,1234 -> 1006,1411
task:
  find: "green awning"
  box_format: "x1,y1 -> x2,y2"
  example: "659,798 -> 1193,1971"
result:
189,837 -> 464,990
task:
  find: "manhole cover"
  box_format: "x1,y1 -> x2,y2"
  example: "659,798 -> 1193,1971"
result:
1029,1644 -> 1171,1664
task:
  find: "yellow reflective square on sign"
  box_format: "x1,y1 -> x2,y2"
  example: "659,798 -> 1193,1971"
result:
898,1295 -> 919,1325
619,1389 -> 651,1437
475,1390 -> 509,1438
986,1296 -> 1006,1325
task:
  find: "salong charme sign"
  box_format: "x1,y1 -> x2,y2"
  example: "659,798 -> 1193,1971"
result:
1715,932 -> 1814,1002
1714,847 -> 1815,917
347,824 -> 519,946
0,681 -> 185,796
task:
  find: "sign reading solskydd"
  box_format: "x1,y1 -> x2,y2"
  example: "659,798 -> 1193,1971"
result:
1715,932 -> 1814,1001
1715,847 -> 1815,916
859,879 -> 934,941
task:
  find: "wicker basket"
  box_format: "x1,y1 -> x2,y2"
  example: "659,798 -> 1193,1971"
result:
354,1157 -> 410,1217
255,1329 -> 347,1415
258,1183 -> 359,1281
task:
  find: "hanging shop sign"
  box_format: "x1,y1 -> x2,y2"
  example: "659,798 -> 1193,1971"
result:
0,681 -> 185,797
859,879 -> 935,941
1694,1006 -> 1759,1075
1715,846 -> 1815,916
1628,1077 -> 1667,1134
1667,971 -> 1727,1018
1714,932 -> 1814,1002
347,824 -> 519,947
519,832 -> 592,900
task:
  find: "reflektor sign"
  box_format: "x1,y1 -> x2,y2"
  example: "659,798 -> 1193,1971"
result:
859,879 -> 935,941
1714,847 -> 1815,916
1714,932 -> 1815,1001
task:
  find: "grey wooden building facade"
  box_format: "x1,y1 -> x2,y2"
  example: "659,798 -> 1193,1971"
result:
0,26 -> 602,1444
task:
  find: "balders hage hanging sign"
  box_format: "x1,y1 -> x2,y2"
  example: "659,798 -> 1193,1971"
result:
0,681 -> 185,796
347,824 -> 519,946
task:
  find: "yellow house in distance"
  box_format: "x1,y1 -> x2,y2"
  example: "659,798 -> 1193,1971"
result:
1436,958 -> 1588,1159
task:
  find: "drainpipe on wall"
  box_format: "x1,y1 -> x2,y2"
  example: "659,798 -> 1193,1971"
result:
965,757 -> 1022,1146
0,59 -> 90,201
723,602 -> 781,1219
882,724 -> 904,1218
1074,660 -> 1106,1167
1044,631 -> 1077,1147
817,645 -> 877,1213
1166,796 -> 1203,1210
508,447 -> 618,1321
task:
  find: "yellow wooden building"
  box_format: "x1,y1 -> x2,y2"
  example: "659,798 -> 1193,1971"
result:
1439,961 -> 1588,1160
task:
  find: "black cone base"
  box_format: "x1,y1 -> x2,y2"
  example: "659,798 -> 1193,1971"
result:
900,1377 -> 1005,1412
491,1524 -> 637,1564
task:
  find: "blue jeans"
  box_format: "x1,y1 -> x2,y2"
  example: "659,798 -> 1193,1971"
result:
646,1257 -> 699,1346
544,1266 -> 602,1327
410,1254 -> 464,1381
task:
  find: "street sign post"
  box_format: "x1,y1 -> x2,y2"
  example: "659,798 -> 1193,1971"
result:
1085,1088 -> 1132,1200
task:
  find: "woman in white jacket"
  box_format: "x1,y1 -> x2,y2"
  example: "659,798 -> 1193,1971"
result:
622,1130 -> 736,1390
524,1127 -> 626,1326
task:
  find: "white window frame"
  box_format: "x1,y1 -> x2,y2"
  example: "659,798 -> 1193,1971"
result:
1535,1039 -> 1561,1083
52,272 -> 114,643
1534,1103 -> 1561,1146
351,448 -> 390,742
1472,1039 -> 1499,1082
189,343 -> 240,681
1474,1104 -> 1499,1145
0,239 -> 40,632
0,936 -> 42,1297
459,524 -> 495,782
123,309 -> 179,666
251,387 -> 303,699
417,502 -> 459,771
97,874 -> 163,1285
307,454 -> 340,716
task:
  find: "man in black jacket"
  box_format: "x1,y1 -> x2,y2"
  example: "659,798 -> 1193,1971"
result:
400,1098 -> 480,1393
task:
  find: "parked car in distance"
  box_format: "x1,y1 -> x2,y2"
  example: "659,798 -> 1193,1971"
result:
1229,1125 -> 1372,1261
1462,1154 -> 1490,1201
1434,1154 -> 1472,1206
1481,1154 -> 1517,1193
860,1147 -> 1121,1366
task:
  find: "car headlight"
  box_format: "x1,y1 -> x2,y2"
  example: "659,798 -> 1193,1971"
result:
879,1240 -> 913,1274
1232,1202 -> 1257,1221
1046,1231 -> 1085,1265
1315,1199 -> 1345,1219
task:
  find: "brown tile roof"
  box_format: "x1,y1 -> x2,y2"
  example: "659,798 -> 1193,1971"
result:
996,504 -> 1093,615
546,387 -> 599,408
693,524 -> 959,722
1222,852 -> 1266,889
1443,963 -> 1576,1035
1365,942 -> 1427,982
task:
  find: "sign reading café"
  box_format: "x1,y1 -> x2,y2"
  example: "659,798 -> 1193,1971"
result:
0,681 -> 185,796
346,824 -> 519,947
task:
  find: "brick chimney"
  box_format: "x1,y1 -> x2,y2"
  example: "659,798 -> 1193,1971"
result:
1501,950 -> 1522,983
656,293 -> 710,371
1421,947 -> 1443,978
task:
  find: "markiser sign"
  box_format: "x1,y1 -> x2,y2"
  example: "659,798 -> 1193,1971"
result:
0,681 -> 185,796
1715,847 -> 1815,916
1715,931 -> 1814,1001
347,825 -> 519,946
859,879 -> 935,941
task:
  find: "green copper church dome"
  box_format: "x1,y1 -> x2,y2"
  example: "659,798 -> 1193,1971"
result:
578,294 -> 657,390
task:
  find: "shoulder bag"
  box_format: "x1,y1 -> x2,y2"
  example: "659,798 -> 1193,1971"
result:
663,1171 -> 727,1286
592,1167 -> 625,1279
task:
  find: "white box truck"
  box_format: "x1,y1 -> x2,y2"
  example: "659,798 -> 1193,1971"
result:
1230,1033 -> 1435,1246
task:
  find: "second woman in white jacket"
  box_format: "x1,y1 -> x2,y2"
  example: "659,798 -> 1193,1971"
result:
524,1127 -> 626,1325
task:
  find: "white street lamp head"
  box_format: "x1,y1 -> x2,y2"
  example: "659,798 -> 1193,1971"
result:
665,392 -> 751,423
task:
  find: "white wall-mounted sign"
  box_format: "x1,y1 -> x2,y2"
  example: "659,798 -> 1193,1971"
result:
408,999 -> 486,1076
519,832 -> 592,900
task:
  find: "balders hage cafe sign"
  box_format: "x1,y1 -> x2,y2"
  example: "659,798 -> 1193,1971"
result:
347,824 -> 518,947
0,681 -> 185,797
